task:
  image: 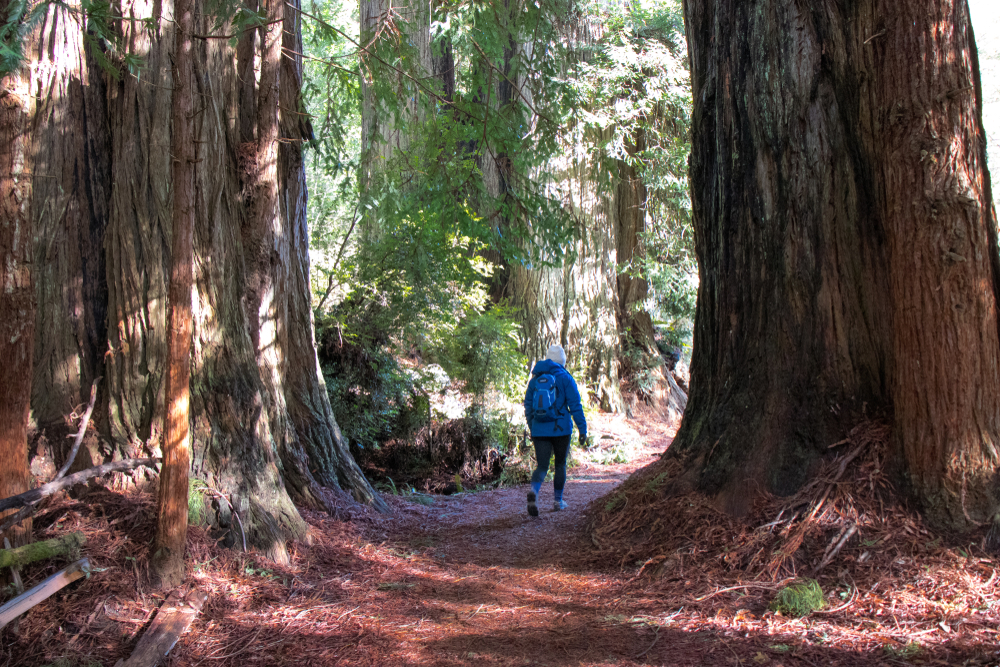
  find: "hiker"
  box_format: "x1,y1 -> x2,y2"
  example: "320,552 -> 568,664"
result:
523,344 -> 587,516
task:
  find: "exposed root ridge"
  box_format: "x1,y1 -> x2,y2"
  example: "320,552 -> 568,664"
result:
587,419 -> 920,581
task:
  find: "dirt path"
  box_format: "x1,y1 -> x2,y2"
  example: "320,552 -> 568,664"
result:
344,443 -> 698,667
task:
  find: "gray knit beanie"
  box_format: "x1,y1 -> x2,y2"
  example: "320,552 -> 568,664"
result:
545,344 -> 567,366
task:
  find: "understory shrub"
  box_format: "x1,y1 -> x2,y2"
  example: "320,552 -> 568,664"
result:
316,318 -> 427,452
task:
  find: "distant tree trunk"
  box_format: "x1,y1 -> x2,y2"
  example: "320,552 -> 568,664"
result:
151,0 -> 194,589
25,0 -> 386,560
615,128 -> 652,348
0,26 -> 34,546
671,0 -> 999,529
359,0 -> 434,244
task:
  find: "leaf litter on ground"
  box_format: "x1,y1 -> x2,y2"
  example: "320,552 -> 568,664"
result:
1,408 -> 998,666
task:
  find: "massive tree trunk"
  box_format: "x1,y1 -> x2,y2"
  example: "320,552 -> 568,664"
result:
881,0 -> 1000,527
279,0 -> 387,509
26,0 -> 385,559
30,6 -> 111,437
668,0 -> 999,530
0,18 -> 34,546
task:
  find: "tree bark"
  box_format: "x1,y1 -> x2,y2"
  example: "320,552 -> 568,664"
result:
29,4 -> 111,436
152,0 -> 195,589
280,0 -> 388,509
669,0 -> 999,529
0,28 -> 34,547
24,0 -> 386,559
878,0 -> 1000,528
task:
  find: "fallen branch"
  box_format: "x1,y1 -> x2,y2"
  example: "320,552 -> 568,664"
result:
114,586 -> 208,667
57,377 -> 102,479
694,577 -> 796,601
0,458 -> 159,514
0,532 -> 85,570
0,504 -> 38,536
0,558 -> 90,630
0,380 -> 102,537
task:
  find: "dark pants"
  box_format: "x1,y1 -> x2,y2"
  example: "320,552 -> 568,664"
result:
531,435 -> 571,496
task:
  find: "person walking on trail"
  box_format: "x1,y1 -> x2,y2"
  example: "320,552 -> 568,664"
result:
523,344 -> 587,516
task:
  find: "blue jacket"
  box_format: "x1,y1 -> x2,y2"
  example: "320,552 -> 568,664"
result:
523,359 -> 587,439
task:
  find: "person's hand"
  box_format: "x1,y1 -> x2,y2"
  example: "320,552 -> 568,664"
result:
579,433 -> 587,448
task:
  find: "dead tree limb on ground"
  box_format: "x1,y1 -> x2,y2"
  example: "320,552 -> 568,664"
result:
0,458 -> 159,514
0,531 -> 85,570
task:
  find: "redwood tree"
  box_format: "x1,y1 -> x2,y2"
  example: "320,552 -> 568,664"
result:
151,0 -> 195,589
24,0 -> 385,561
668,0 -> 1000,530
0,1 -> 34,546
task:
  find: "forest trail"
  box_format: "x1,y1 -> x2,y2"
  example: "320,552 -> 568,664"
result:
9,412 -> 991,666
328,411 -> 688,666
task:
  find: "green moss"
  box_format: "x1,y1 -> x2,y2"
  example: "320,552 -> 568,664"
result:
769,579 -> 826,617
883,642 -> 922,659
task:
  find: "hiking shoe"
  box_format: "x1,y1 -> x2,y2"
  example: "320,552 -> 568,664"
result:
527,491 -> 539,517
553,499 -> 568,511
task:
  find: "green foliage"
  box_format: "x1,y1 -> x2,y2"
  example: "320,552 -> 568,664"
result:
303,0 -> 585,316
345,210 -> 493,347
302,0 -> 362,309
883,642 -> 922,659
188,479 -> 209,526
497,455 -> 533,487
1,0 -> 54,76
0,0 -> 132,78
643,471 -> 669,493
769,579 -> 827,617
445,306 -> 527,406
620,337 -> 665,397
317,328 -> 425,449
604,493 -> 625,513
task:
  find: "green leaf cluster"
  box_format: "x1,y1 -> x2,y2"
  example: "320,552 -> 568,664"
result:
445,305 -> 527,406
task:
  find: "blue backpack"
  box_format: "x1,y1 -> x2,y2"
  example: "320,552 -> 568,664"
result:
531,373 -> 565,424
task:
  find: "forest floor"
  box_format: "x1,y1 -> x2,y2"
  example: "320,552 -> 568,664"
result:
3,411 -> 1000,666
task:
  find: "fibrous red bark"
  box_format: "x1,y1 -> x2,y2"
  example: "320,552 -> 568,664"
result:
668,0 -> 999,530
0,45 -> 34,547
22,0 -> 386,560
152,0 -> 195,589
